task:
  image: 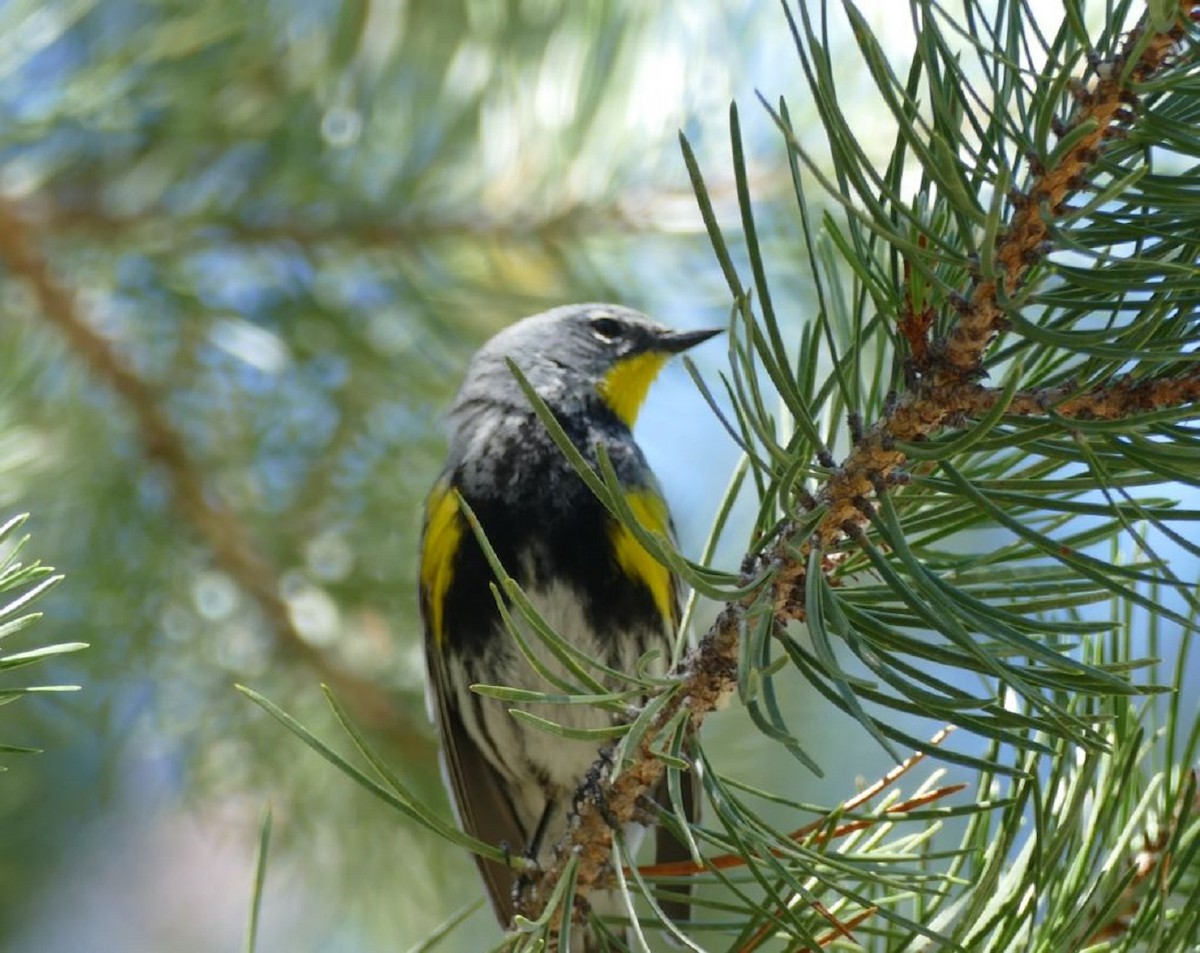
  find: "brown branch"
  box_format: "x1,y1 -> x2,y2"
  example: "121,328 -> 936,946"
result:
0,203 -> 428,752
944,7 -> 1194,372
734,783 -> 966,953
11,168 -> 793,251
963,370 -> 1200,421
772,0 -> 1200,617
517,3 -> 1200,943
641,730 -> 962,952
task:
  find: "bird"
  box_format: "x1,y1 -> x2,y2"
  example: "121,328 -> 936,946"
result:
419,303 -> 719,948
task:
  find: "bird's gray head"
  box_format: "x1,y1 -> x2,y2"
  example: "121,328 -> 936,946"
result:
450,303 -> 721,429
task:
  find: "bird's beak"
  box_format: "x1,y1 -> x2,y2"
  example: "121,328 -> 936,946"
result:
653,326 -> 724,354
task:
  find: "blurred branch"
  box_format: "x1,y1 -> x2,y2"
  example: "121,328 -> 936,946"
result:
12,171 -> 791,250
0,203 -> 429,751
518,3 -> 1200,937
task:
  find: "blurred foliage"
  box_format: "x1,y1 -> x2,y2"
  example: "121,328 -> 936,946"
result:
0,0 -> 800,949
245,0 -> 1198,948
4,0 -> 1196,949
0,513 -> 81,762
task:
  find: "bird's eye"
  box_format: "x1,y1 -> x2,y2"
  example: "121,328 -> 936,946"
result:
589,316 -> 623,342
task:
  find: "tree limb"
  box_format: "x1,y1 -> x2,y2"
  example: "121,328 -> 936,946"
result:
517,3 -> 1200,940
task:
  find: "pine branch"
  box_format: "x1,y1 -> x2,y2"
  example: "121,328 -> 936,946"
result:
969,371 -> 1200,419
516,2 -> 1200,941
777,1 -> 1200,598
945,4 -> 1194,368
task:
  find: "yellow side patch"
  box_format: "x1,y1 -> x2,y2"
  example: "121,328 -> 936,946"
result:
597,351 -> 670,427
609,488 -> 677,630
420,480 -> 463,647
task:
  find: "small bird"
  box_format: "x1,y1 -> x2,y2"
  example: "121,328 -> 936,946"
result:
419,303 -> 719,947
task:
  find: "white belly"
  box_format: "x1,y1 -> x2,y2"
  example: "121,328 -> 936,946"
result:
454,575 -> 671,845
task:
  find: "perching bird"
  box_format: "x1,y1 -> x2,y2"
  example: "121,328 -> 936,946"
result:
420,303 -> 718,947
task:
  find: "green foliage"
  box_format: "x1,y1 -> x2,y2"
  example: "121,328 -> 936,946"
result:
242,1 -> 1200,948
244,805 -> 272,953
666,1 -> 1200,949
0,1 -> 763,947
0,513 -> 82,766
1,0 -> 1197,950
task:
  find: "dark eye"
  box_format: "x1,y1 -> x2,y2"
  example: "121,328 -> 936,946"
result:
589,316 -> 623,342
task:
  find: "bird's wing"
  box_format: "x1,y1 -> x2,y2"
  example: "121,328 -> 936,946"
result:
420,477 -> 527,925
425,636 -> 527,925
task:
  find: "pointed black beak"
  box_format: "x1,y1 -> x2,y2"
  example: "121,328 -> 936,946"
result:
653,326 -> 724,354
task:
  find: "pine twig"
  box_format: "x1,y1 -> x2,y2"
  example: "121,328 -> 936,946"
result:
518,3 -> 1200,939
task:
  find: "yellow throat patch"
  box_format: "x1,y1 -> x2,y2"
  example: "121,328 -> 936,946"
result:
596,352 -> 677,631
596,351 -> 670,427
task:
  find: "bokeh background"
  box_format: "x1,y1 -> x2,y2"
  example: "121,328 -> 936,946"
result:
0,2 -> 846,950
6,2 -> 1191,951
